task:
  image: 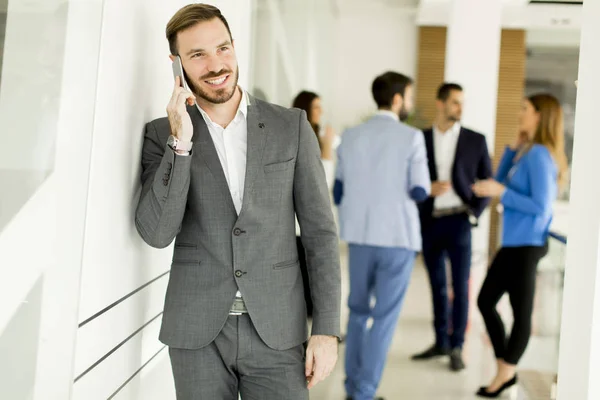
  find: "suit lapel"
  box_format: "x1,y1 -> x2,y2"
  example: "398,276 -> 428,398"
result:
424,129 -> 438,181
452,128 -> 467,178
239,96 -> 267,218
188,104 -> 237,214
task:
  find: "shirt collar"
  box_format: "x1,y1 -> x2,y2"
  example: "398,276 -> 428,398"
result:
375,110 -> 400,121
238,87 -> 249,119
434,122 -> 461,136
197,86 -> 249,126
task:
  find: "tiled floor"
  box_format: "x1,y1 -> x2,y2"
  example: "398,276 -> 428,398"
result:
311,245 -> 559,400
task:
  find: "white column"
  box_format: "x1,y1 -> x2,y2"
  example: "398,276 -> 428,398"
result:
304,0 -> 318,91
32,1 -> 104,398
444,0 -> 502,256
557,1 -> 600,398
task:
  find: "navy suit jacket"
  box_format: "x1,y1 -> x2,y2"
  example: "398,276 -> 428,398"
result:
418,126 -> 492,229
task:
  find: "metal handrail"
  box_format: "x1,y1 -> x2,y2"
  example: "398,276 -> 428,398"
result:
549,231 -> 567,244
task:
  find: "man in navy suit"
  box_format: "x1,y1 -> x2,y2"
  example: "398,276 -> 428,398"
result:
411,83 -> 492,371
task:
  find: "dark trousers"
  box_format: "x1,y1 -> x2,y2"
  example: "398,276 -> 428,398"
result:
477,244 -> 548,365
296,236 -> 313,317
422,213 -> 472,349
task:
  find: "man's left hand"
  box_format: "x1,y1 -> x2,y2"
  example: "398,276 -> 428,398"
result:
305,335 -> 338,389
472,178 -> 506,198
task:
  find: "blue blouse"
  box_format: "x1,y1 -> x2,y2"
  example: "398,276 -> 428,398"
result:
496,144 -> 557,247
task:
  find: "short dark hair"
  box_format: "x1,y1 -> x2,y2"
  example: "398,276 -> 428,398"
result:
437,83 -> 463,101
166,4 -> 233,56
371,72 -> 413,109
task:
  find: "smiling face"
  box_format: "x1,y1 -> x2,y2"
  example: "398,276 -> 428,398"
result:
171,18 -> 239,105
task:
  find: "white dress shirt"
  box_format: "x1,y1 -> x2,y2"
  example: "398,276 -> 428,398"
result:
196,88 -> 249,299
433,122 -> 464,210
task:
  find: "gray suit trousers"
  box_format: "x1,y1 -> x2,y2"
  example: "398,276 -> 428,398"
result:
169,315 -> 309,400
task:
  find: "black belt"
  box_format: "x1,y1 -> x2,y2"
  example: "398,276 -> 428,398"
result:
432,206 -> 479,227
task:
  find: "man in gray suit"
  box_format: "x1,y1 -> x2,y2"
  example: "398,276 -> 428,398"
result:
135,4 -> 341,399
333,72 -> 430,400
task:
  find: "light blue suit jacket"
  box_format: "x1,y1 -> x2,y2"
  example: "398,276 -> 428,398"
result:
334,113 -> 431,251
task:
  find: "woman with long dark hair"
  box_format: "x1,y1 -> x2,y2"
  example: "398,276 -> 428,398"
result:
292,90 -> 336,170
292,90 -> 337,317
472,93 -> 568,397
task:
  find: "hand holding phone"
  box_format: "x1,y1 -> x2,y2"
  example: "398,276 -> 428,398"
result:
172,55 -> 192,92
167,56 -> 195,142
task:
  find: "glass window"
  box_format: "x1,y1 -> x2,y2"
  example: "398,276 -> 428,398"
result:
0,0 -> 69,231
525,46 -> 579,201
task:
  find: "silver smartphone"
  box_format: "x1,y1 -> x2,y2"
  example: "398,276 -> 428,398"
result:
172,55 -> 191,91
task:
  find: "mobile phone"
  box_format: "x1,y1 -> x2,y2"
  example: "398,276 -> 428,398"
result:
172,55 -> 191,91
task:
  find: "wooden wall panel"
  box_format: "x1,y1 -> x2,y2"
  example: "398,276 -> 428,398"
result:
488,29 -> 526,257
415,27 -> 447,129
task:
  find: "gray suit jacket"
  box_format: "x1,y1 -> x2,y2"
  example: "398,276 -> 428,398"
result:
135,96 -> 341,351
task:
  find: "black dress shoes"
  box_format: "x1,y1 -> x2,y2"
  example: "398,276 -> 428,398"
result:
450,348 -> 466,371
411,344 -> 450,360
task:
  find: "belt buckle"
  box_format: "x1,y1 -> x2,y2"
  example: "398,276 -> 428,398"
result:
229,297 -> 248,315
433,206 -> 465,218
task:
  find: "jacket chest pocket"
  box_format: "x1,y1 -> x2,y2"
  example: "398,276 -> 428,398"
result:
172,244 -> 201,266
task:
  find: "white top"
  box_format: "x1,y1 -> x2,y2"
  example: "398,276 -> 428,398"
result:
433,122 -> 464,210
196,88 -> 249,299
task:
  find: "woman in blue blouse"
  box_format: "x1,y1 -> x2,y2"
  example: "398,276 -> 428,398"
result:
472,93 -> 568,398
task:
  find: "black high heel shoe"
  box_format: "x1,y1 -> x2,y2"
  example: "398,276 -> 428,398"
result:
476,374 -> 518,398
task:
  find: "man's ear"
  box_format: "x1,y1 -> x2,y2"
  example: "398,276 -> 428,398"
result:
435,99 -> 444,111
393,93 -> 403,109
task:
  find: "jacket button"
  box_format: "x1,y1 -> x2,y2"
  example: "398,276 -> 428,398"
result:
235,270 -> 243,278
233,228 -> 242,236
162,178 -> 169,186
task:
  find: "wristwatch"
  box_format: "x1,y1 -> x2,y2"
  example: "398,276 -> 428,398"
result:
167,135 -> 193,152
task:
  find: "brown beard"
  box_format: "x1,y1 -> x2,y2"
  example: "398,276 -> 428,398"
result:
188,67 -> 239,105
399,107 -> 410,122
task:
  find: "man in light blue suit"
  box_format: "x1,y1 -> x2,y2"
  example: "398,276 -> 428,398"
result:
334,72 -> 431,400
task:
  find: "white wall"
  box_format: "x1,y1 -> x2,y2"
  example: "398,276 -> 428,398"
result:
331,7 -> 418,133
418,1 -> 582,31
249,1 -> 419,134
527,28 -> 581,48
557,1 -> 600,398
0,0 -> 104,399
250,0 -> 304,106
71,1 -> 253,399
